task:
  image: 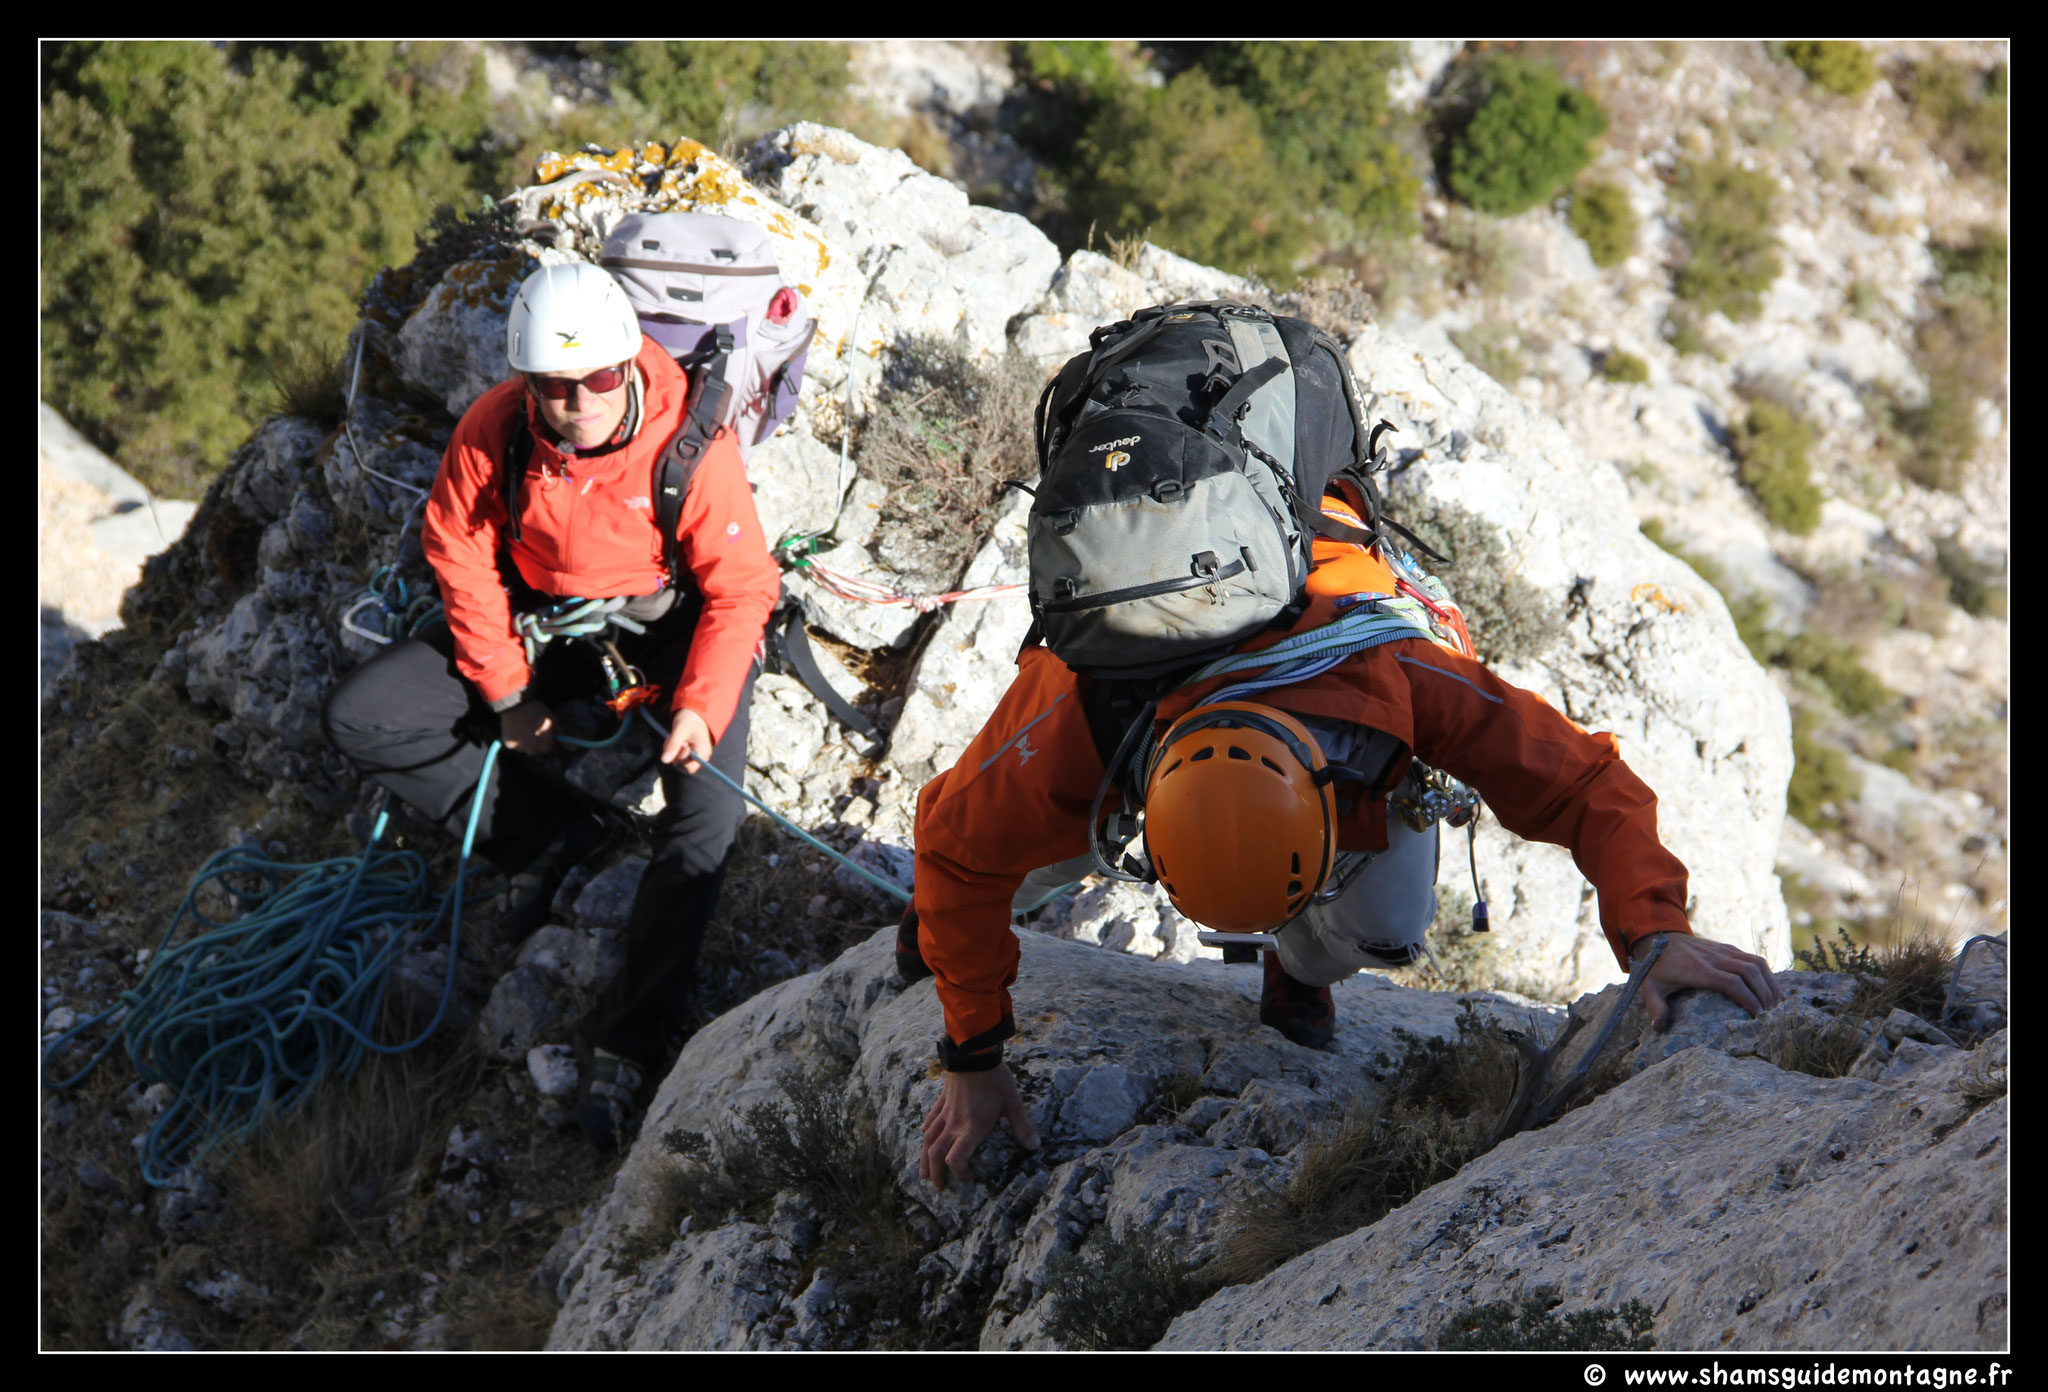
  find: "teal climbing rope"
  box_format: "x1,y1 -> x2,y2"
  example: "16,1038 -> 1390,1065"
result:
41,745 -> 502,1187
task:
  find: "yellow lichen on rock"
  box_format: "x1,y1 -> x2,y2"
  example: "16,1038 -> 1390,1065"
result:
1631,582 -> 1686,614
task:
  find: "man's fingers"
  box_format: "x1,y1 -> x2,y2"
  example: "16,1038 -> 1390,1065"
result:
1640,979 -> 1670,1033
1706,967 -> 1765,1019
1003,1087 -> 1040,1150
945,1134 -> 976,1186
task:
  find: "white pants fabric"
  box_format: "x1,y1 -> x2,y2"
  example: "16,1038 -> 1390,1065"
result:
1013,791 -> 1442,987
1273,814 -> 1440,986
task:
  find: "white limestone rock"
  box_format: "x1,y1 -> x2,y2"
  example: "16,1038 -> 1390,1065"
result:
545,924 -> 1552,1351
1158,1043 -> 2008,1351
746,123 -> 1060,367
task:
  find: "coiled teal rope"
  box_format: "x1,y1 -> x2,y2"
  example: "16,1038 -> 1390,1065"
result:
41,744 -> 502,1187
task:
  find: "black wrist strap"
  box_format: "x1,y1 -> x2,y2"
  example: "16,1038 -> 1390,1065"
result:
938,1015 -> 1015,1073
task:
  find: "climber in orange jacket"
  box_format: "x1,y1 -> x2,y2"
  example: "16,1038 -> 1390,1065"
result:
899,488 -> 1782,1191
325,263 -> 781,1151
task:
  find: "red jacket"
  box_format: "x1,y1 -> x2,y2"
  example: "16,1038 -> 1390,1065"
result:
421,336 -> 782,741
912,498 -> 1693,1050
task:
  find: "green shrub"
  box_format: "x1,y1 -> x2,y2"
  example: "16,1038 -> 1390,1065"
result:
1899,58 -> 2008,182
1192,42 -> 1420,241
1062,68 -> 1312,281
40,41 -> 508,498
1733,399 -> 1823,535
1442,55 -> 1607,215
1781,631 -> 1895,717
588,41 -> 850,150
1787,710 -> 1861,828
1389,500 -> 1567,666
1660,304 -> 1718,359
1041,1226 -> 1218,1351
1933,538 -> 2007,620
1671,159 -> 1783,321
1782,41 -> 1879,97
1439,1297 -> 1656,1351
1433,207 -> 1521,298
1598,349 -> 1649,384
1567,179 -> 1638,267
1932,226 -> 2009,321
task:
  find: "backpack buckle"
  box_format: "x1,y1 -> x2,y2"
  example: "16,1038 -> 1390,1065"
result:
1151,479 -> 1185,504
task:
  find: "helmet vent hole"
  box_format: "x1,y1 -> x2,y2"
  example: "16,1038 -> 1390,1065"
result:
1291,852 -> 1301,874
1227,746 -> 1251,761
1261,756 -> 1284,774
1287,880 -> 1303,896
1190,747 -> 1215,762
1162,757 -> 1183,777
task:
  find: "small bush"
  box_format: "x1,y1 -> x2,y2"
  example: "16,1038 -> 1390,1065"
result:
1899,57 -> 2008,183
1433,207 -> 1521,298
1671,159 -> 1783,322
1733,399 -> 1823,536
1660,304 -> 1717,359
1933,538 -> 2007,620
1786,709 -> 1861,829
1442,55 -> 1608,216
1450,322 -> 1526,385
1780,630 -> 1895,718
264,339 -> 351,426
1795,920 -> 1961,1031
1206,1006 -> 1521,1287
1598,349 -> 1649,384
1932,227 -> 2009,322
1568,179 -> 1638,267
1439,1296 -> 1656,1351
854,337 -> 1044,592
1041,1225 -> 1218,1351
1782,41 -> 1879,98
1387,500 -> 1567,667
591,41 -> 852,151
1061,68 -> 1312,282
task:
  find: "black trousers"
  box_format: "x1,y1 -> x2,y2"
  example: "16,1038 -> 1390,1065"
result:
322,607 -> 756,1064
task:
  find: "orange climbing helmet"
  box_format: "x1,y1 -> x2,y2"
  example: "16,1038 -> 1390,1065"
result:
1142,701 -> 1337,933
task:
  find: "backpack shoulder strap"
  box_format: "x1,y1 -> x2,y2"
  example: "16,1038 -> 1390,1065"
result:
652,350 -> 738,584
503,410 -> 534,543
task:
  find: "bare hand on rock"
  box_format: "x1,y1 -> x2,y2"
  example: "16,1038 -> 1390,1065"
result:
1638,932 -> 1782,1031
920,1063 -> 1039,1192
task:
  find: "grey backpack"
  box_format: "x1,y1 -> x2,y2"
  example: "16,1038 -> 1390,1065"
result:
600,211 -> 818,462
1027,301 -> 1397,678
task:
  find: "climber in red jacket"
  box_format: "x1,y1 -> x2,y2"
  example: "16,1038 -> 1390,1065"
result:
324,262 -> 782,1150
898,489 -> 1781,1190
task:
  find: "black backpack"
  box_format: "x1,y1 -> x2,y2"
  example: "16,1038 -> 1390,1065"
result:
1026,301 -> 1413,679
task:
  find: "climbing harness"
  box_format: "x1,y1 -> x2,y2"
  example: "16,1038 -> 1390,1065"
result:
42,745 -> 504,1186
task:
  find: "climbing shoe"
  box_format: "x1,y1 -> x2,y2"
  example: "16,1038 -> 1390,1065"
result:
575,1044 -> 647,1152
1259,950 -> 1337,1050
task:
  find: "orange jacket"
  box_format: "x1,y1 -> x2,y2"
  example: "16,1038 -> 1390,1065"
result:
421,336 -> 782,740
912,498 -> 1693,1051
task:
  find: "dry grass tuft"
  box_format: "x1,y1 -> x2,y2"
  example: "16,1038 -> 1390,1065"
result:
1205,1006 -> 1521,1288
224,1035 -> 485,1262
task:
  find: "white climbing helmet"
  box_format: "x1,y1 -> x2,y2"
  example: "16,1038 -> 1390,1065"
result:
505,262 -> 643,375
